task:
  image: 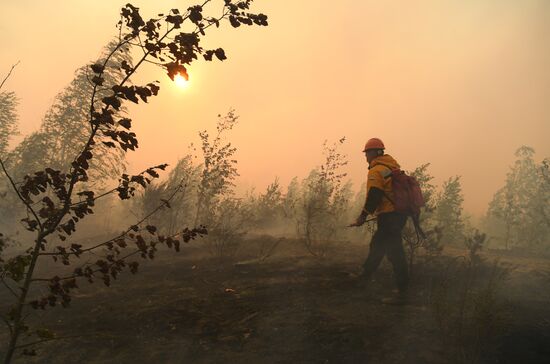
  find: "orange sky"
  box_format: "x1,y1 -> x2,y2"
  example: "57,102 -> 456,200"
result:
1,0 -> 549,216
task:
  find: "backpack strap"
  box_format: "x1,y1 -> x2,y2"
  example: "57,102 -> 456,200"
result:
372,163 -> 396,206
374,162 -> 394,179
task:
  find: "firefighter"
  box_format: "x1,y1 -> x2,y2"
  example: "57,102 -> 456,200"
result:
349,138 -> 409,304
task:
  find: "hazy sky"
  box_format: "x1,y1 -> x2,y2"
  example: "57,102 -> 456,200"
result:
1,0 -> 549,215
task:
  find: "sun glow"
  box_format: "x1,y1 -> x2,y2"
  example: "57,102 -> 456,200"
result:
174,73 -> 189,88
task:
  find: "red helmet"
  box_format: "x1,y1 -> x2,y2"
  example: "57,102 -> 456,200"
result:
362,138 -> 385,152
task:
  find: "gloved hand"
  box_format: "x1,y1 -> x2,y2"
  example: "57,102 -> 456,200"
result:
348,213 -> 367,227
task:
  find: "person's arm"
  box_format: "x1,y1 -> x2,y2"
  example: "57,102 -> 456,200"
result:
363,186 -> 385,215
350,167 -> 385,226
350,168 -> 384,226
351,187 -> 384,226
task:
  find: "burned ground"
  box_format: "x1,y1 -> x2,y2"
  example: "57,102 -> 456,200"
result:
1,240 -> 549,364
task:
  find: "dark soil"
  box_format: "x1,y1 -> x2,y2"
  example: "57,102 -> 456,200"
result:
1,240 -> 549,364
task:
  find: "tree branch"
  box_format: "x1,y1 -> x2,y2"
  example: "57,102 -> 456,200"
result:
0,314 -> 13,336
14,334 -> 91,350
0,61 -> 20,91
1,275 -> 20,298
0,158 -> 44,232
33,246 -> 153,283
40,179 -> 186,257
68,187 -> 117,208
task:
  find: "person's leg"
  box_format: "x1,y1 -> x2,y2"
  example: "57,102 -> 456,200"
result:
384,213 -> 409,293
361,223 -> 387,279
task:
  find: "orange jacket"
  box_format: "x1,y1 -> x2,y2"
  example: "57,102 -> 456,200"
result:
366,154 -> 400,215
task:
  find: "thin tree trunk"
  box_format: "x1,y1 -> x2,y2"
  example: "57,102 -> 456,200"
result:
4,233 -> 44,364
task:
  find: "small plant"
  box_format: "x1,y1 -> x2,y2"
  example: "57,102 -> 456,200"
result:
194,110 -> 240,227
255,235 -> 283,261
205,198 -> 254,260
434,175 -> 465,245
192,110 -> 252,260
292,138 -> 351,258
429,230 -> 510,364
239,234 -> 283,262
485,147 -> 550,251
138,155 -> 201,235
402,163 -> 442,275
251,178 -> 284,229
404,224 -> 444,277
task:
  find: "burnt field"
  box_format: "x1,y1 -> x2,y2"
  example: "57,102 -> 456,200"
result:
2,1 -> 550,363
2,239 -> 549,364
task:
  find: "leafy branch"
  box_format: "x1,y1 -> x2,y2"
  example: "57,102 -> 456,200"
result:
0,2 -> 268,362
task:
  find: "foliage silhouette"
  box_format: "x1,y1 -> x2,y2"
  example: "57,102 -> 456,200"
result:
6,41 -> 133,185
0,1 -> 268,362
291,138 -> 352,258
486,146 -> 550,251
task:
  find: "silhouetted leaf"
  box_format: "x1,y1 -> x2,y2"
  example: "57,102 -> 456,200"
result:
90,64 -> 104,73
118,118 -> 132,129
214,48 -> 227,61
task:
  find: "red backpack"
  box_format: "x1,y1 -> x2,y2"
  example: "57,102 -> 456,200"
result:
384,168 -> 426,238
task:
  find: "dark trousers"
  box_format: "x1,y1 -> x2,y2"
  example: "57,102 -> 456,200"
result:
363,212 -> 409,292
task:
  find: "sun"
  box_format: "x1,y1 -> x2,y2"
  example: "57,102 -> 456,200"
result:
174,73 -> 189,88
